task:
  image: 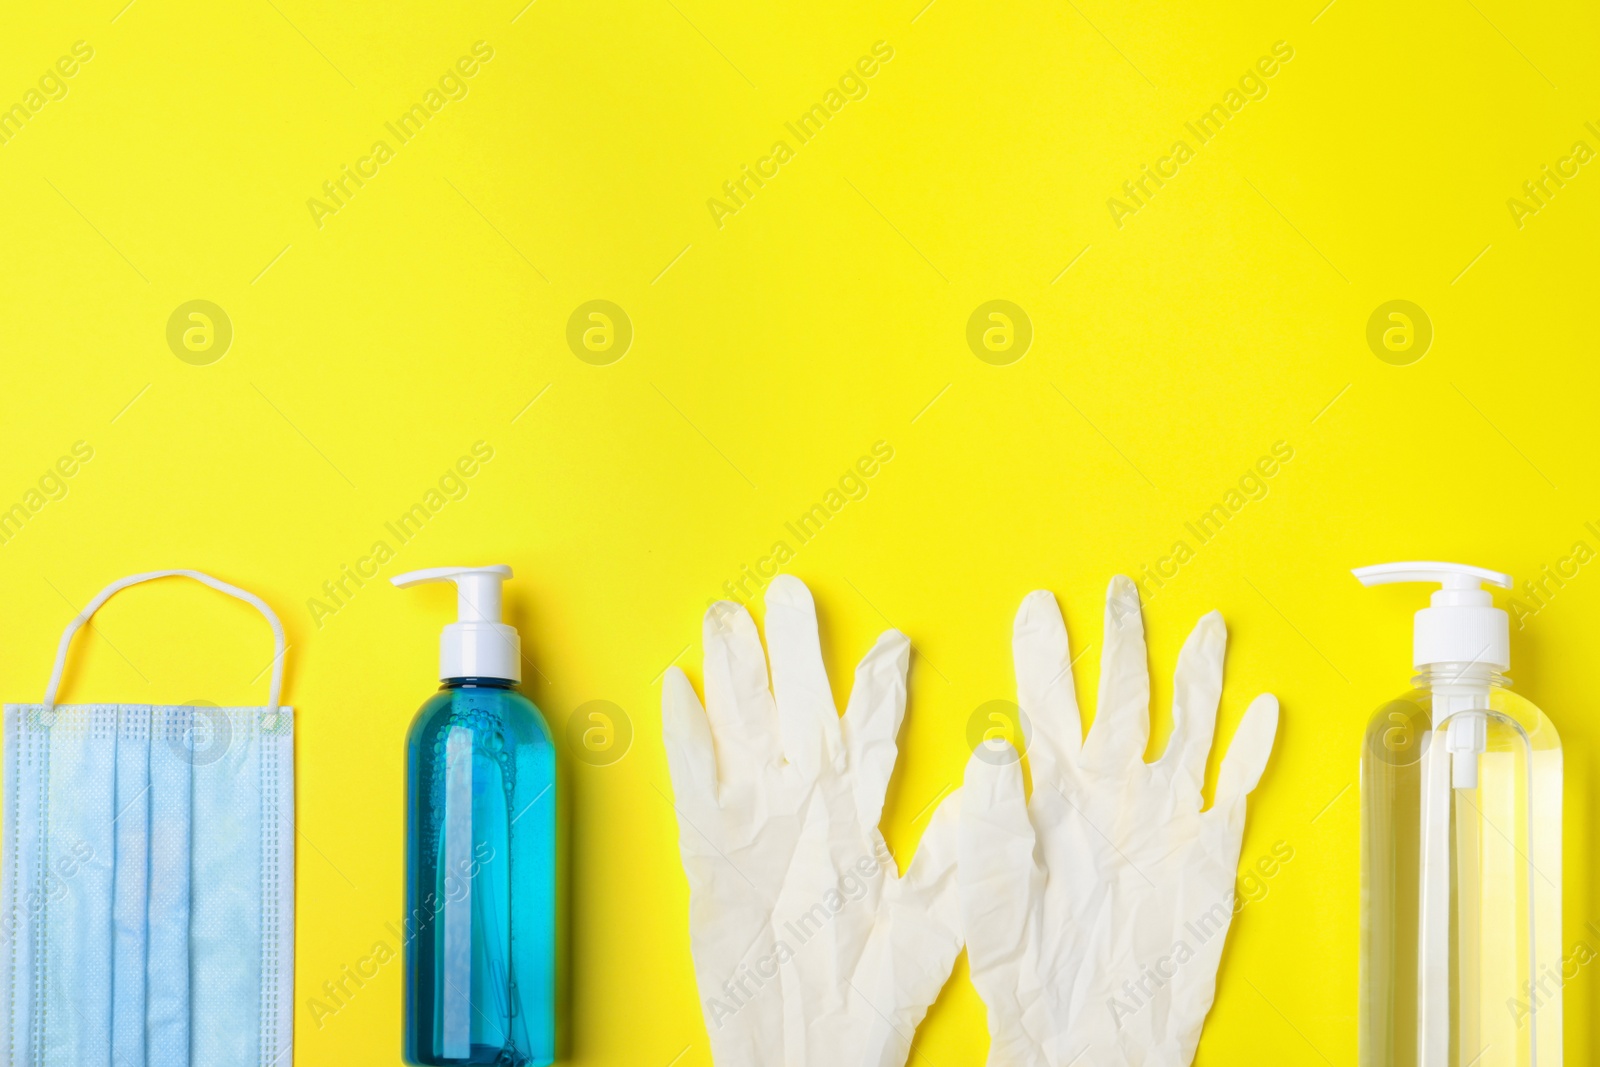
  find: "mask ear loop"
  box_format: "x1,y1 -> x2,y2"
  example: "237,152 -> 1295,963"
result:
42,569 -> 286,716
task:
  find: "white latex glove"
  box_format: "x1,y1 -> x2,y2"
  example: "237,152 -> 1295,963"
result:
662,575 -> 962,1067
959,577 -> 1278,1067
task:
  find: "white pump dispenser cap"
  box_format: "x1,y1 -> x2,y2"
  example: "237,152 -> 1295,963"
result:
391,565 -> 521,682
1352,561 -> 1513,671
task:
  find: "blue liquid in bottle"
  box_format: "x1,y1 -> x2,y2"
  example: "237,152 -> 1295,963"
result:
403,677 -> 556,1066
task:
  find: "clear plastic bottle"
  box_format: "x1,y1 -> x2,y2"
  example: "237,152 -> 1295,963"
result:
393,567 -> 558,1067
1356,564 -> 1562,1067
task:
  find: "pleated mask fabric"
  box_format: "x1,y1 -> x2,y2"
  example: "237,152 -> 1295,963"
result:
1,570 -> 295,1067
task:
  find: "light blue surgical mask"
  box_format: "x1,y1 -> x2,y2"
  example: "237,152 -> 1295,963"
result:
2,570 -> 295,1067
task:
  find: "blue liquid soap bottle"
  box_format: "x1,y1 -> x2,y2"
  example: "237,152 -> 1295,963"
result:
393,566 -> 558,1066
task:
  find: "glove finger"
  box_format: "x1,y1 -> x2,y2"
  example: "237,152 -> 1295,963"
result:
1160,610 -> 1227,806
764,575 -> 843,780
1012,590 -> 1081,786
903,785 -> 961,917
958,750 -> 1037,969
702,599 -> 782,784
1213,693 -> 1279,815
1081,575 -> 1151,772
854,791 -> 964,1067
841,629 -> 911,831
661,666 -> 720,815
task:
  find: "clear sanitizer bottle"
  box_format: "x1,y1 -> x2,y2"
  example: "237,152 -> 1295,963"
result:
1356,562 -> 1562,1067
393,566 -> 558,1066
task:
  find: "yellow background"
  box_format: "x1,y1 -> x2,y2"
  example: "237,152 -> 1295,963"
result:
1,0 -> 1597,1062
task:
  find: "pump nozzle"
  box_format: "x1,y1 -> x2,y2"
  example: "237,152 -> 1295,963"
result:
392,565 -> 520,681
1357,561 -> 1513,791
1353,560 -> 1511,671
